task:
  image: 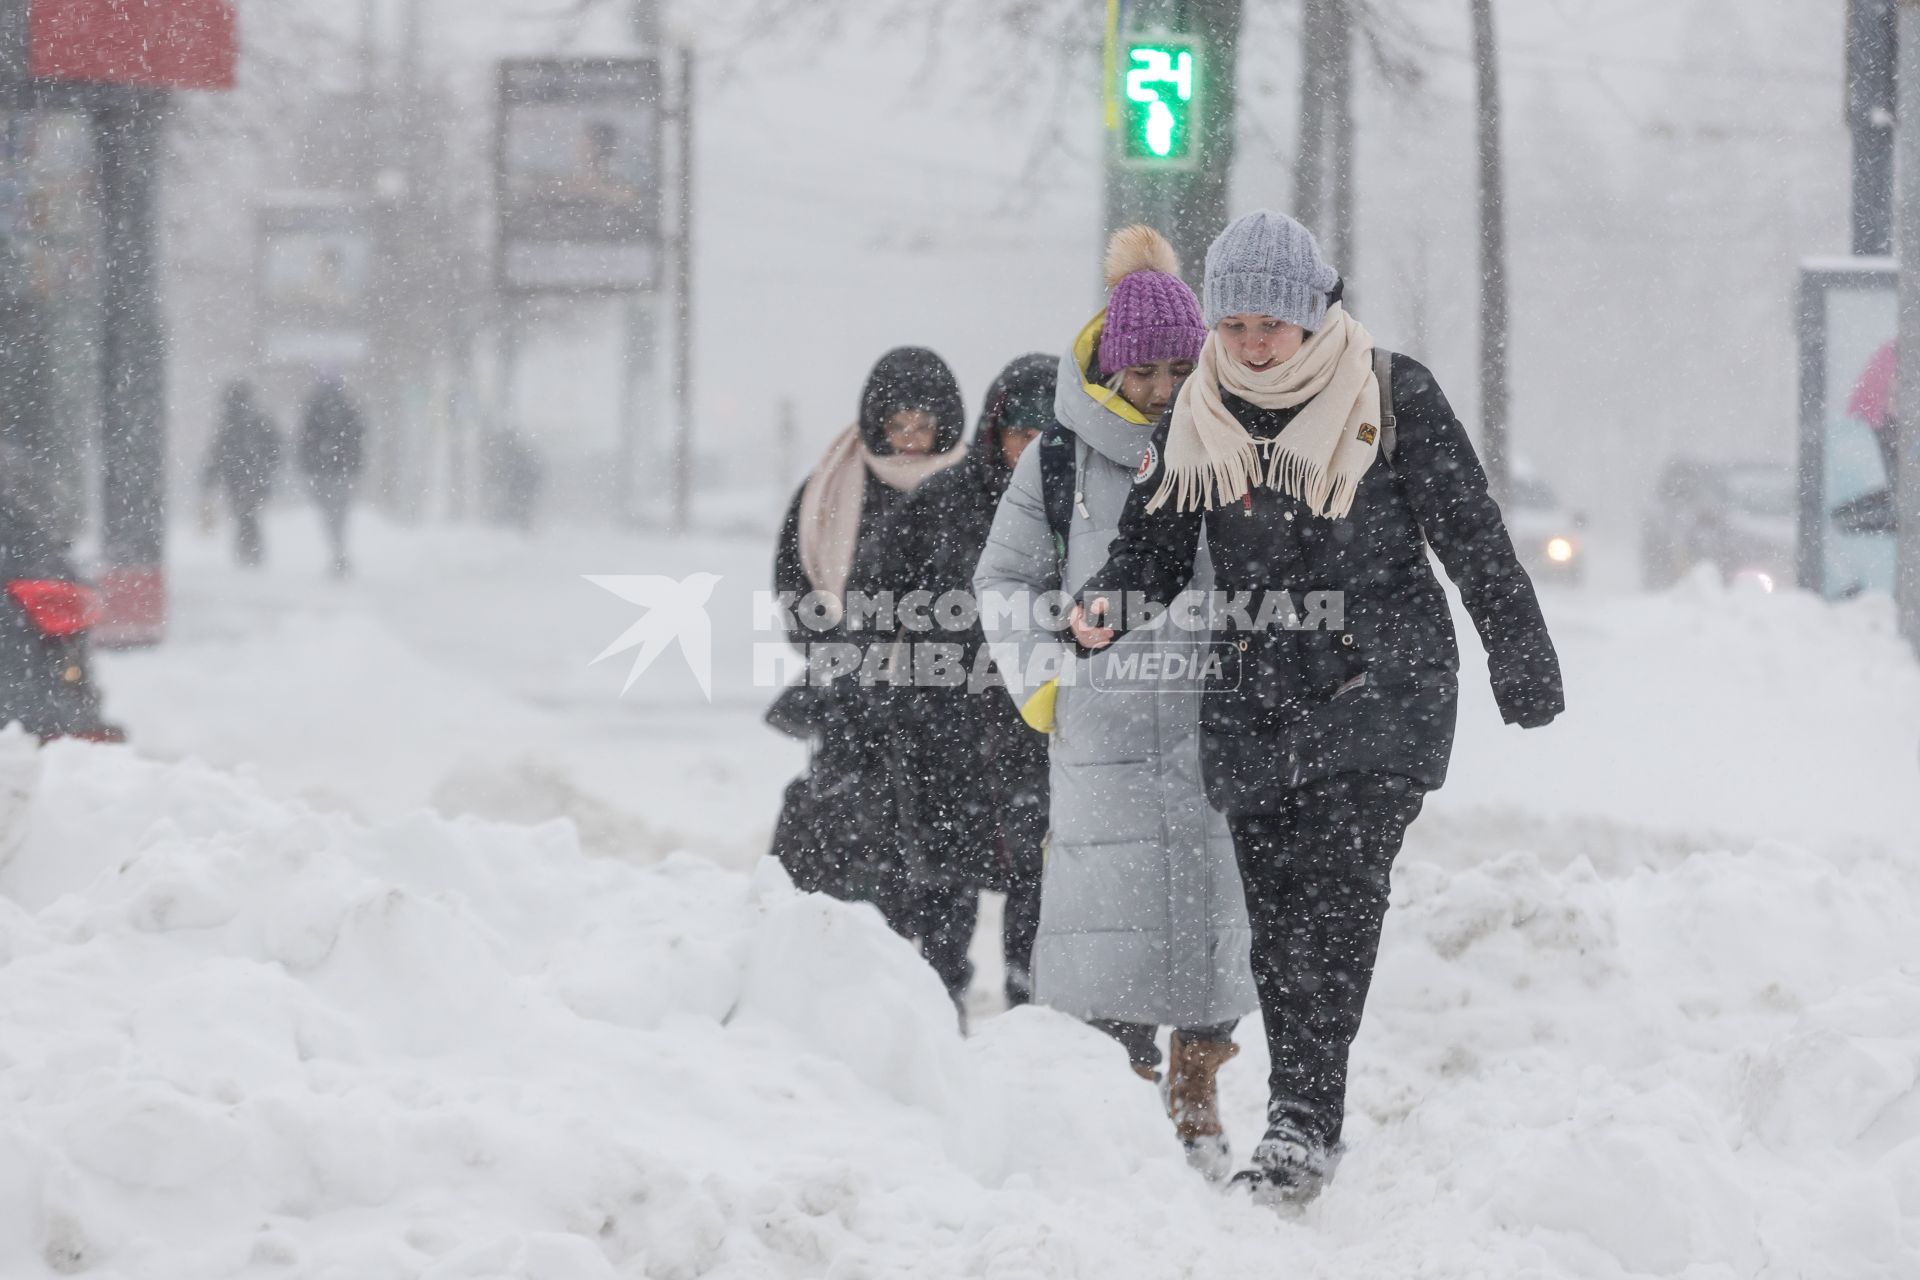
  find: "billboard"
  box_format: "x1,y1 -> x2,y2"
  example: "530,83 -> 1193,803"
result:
29,0 -> 237,92
256,197 -> 372,369
1797,259 -> 1898,599
496,58 -> 662,294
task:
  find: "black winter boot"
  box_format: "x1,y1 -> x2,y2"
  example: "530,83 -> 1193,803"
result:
1229,1120 -> 1338,1207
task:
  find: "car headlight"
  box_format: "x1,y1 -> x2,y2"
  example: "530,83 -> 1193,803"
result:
1546,536 -> 1576,564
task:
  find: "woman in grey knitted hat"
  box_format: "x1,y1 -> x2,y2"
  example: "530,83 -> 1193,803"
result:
1068,208 -> 1566,1203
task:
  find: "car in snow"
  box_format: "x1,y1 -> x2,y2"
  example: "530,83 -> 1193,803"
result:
1639,458 -> 1795,592
1506,471 -> 1587,587
0,460 -> 121,743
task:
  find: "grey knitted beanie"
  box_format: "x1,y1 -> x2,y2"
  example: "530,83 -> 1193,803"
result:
1202,210 -> 1341,330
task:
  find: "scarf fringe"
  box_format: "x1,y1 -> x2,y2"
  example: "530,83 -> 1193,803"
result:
1150,435 -> 1361,520
1148,439 -> 1259,514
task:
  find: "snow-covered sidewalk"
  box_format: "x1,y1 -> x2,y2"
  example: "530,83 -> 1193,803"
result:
0,512 -> 1910,1277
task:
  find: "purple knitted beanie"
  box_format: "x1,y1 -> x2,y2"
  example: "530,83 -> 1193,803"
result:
1097,225 -> 1207,376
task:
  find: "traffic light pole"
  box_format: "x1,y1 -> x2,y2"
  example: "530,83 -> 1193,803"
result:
95,86 -> 171,645
1103,0 -> 1242,291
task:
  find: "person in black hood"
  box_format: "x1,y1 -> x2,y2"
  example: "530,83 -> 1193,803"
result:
877,353 -> 1055,1009
299,375 -> 367,578
767,347 -> 967,941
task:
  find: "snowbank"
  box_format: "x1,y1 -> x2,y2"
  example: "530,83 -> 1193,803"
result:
2,728 -> 1916,1277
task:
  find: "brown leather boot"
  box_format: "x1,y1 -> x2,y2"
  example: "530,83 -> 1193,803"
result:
1132,1062 -> 1162,1084
1167,1032 -> 1239,1181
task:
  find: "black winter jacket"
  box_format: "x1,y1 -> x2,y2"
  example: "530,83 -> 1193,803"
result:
874,354 -> 1052,888
1082,352 -> 1563,810
876,353 -> 1052,670
772,344 -> 968,645
773,470 -> 912,652
771,345 -> 970,652
299,383 -> 365,482
765,348 -> 969,901
206,397 -> 282,510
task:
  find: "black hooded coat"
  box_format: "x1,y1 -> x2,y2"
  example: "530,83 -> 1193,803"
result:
767,347 -> 967,906
878,353 -> 1054,893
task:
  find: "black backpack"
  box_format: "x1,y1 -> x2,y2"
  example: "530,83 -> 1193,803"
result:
1035,350 -> 1397,561
1372,348 -> 1399,463
1038,425 -> 1079,567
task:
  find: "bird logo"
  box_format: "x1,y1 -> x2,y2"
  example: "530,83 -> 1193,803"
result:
585,573 -> 722,699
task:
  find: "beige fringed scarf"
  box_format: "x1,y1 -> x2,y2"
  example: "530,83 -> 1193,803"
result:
797,423 -> 962,608
1146,304 -> 1382,519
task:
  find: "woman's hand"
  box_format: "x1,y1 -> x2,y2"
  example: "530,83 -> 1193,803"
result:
1069,598 -> 1116,650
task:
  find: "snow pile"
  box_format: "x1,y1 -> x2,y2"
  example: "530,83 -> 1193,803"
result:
1342,832 -> 1920,1275
1443,571 -> 1920,850
0,733 -> 1191,1278
2,728 -> 1917,1276
102,517 -> 797,867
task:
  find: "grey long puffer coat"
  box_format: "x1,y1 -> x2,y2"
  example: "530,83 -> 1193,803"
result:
971,317 -> 1255,1028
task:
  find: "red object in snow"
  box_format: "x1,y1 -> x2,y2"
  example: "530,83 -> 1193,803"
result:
1848,339 -> 1897,432
5,579 -> 104,639
91,565 -> 167,648
29,0 -> 237,92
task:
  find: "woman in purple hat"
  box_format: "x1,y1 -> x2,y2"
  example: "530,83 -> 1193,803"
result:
974,226 -> 1257,1180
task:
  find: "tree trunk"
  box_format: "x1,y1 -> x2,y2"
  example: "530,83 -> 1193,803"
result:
1472,0 -> 1510,507
1293,0 -> 1332,235
1293,0 -> 1355,295
1182,0 -> 1242,279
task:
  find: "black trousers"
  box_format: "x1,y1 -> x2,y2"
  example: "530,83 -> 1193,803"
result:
905,874 -> 979,1001
233,503 -> 264,567
896,870 -> 1042,1004
1001,869 -> 1042,1002
312,477 -> 354,569
1228,772 -> 1426,1151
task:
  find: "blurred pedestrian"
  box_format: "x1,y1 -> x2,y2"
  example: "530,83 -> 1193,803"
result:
879,353 -> 1056,1011
766,348 -> 966,958
974,226 -> 1257,1178
201,380 -> 281,567
1071,210 -> 1564,1202
486,431 -> 545,532
298,375 -> 366,578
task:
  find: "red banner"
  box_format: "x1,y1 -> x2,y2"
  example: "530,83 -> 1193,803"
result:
30,0 -> 237,92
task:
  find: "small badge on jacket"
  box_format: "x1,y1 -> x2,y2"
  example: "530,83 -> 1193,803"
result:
1134,443 -> 1158,484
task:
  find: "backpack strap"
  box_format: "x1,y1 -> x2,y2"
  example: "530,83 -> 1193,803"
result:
1373,348 -> 1398,464
1038,425 -> 1078,566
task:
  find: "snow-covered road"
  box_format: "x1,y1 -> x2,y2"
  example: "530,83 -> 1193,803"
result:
0,509 -> 1913,1277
